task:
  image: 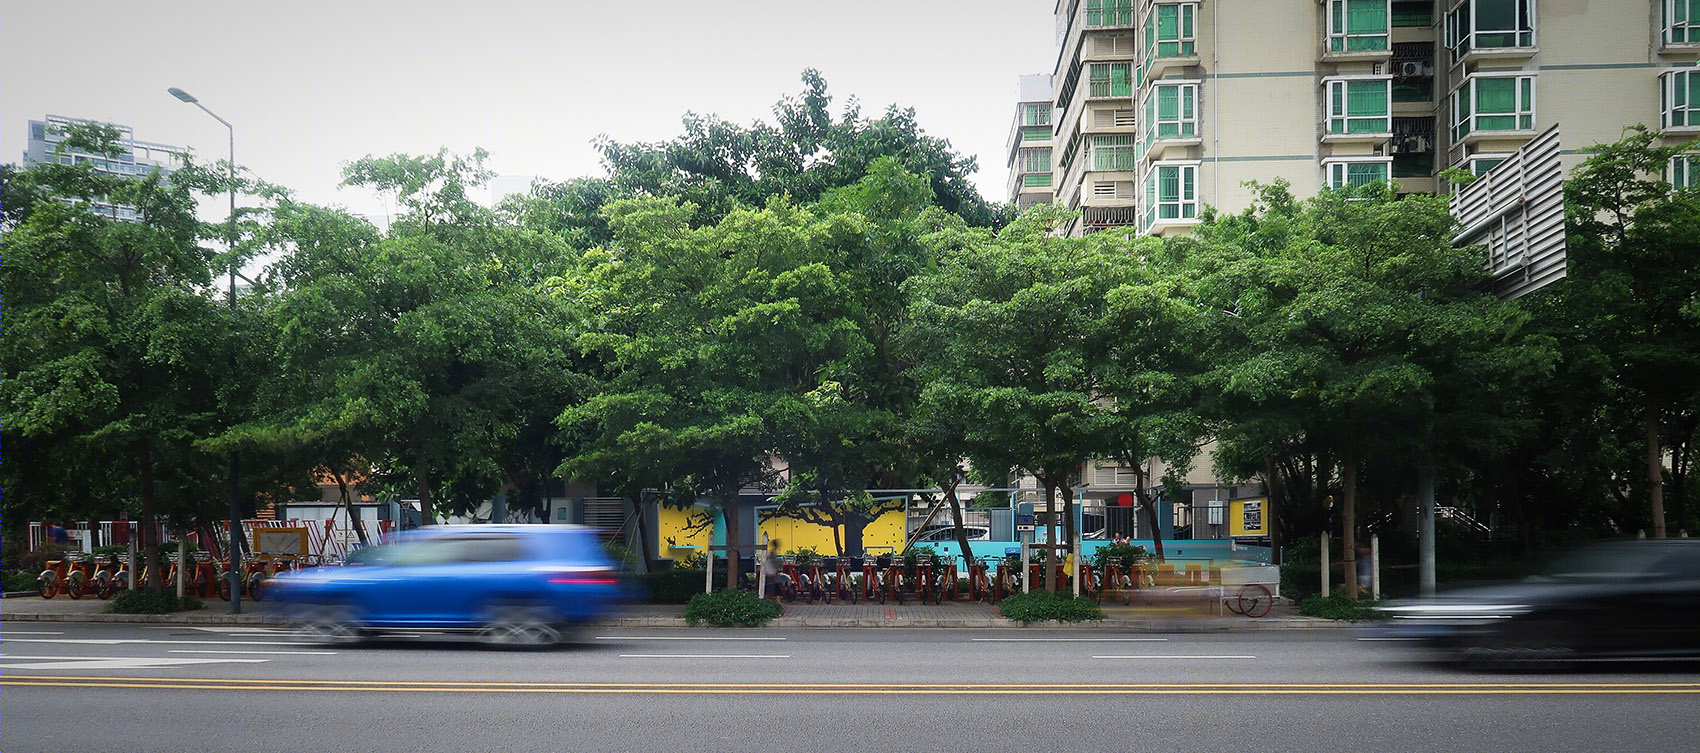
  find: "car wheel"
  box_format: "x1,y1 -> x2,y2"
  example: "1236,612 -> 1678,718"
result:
1461,617 -> 1580,671
479,603 -> 562,648
294,605 -> 365,645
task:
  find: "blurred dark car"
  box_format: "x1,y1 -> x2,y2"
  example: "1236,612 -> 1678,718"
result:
1377,539 -> 1700,666
269,524 -> 627,646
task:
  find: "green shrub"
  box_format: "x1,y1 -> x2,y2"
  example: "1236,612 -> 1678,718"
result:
635,569 -> 707,604
5,571 -> 40,592
684,589 -> 783,627
1297,592 -> 1385,621
998,589 -> 1105,625
16,544 -> 71,575
103,589 -> 203,614
1091,542 -> 1149,572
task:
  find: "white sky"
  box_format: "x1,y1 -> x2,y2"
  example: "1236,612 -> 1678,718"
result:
3,1 -> 1057,226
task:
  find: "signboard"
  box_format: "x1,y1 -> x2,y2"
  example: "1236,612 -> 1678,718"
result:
1229,498 -> 1268,538
254,527 -> 309,556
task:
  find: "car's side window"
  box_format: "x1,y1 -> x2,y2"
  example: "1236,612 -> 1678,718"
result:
456,535 -> 525,563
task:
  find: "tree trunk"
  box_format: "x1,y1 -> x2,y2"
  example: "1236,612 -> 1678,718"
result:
946,480 -> 975,562
1263,454 -> 1282,565
138,443 -> 161,590
1647,396 -> 1667,538
332,469 -> 369,546
631,495 -> 653,573
722,497 -> 741,591
1342,445 -> 1359,598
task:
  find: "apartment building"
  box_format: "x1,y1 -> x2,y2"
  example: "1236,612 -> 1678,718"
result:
23,115 -> 182,222
1018,0 -> 1700,237
1007,75 -> 1058,208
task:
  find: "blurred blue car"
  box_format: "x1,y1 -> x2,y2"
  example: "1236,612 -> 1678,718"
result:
269,524 -> 628,646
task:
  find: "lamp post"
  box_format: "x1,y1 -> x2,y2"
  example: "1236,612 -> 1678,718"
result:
168,87 -> 242,615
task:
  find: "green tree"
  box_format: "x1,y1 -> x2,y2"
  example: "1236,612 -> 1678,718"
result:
1186,181 -> 1554,594
253,149 -> 584,528
905,205 -> 1129,590
1562,127 -> 1700,537
2,124 -> 226,586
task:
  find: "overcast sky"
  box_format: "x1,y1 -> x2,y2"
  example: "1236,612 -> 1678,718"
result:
4,1 -> 1057,225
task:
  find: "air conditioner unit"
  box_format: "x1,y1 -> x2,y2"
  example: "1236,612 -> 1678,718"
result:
1400,61 -> 1426,76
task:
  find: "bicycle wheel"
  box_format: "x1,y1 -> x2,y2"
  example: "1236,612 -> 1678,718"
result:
37,572 -> 57,599
1237,584 -> 1272,618
66,571 -> 86,599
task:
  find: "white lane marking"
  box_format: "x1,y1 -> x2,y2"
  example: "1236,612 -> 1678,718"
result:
167,627 -> 293,634
971,638 -> 1168,642
620,654 -> 790,659
1356,637 -> 1420,642
0,631 -> 66,635
0,656 -> 269,670
1093,655 -> 1257,660
595,636 -> 787,641
169,649 -> 337,655
7,638 -> 315,646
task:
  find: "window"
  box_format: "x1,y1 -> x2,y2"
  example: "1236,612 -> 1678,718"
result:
1086,0 -> 1134,27
1673,155 -> 1698,189
1667,0 -> 1700,45
1021,103 -> 1052,127
1144,162 -> 1198,227
1445,0 -> 1534,62
1089,62 -> 1133,97
1020,147 -> 1052,174
1325,159 -> 1392,189
1022,127 -> 1051,141
1465,153 -> 1512,178
1391,0 -> 1434,27
1145,4 -> 1198,58
1662,69 -> 1700,128
1143,83 -> 1199,141
1091,134 -> 1138,170
1451,75 -> 1534,139
1327,78 -> 1392,134
1024,173 -> 1054,187
1329,0 -> 1390,52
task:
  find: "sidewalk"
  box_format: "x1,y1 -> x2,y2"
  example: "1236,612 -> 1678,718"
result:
0,592 -> 1343,630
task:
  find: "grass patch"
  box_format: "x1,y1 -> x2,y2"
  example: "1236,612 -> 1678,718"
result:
684,588 -> 783,627
998,589 -> 1105,625
102,589 -> 203,614
1297,591 -> 1385,621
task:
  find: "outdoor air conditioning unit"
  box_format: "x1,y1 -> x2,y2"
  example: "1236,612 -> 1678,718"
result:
1399,61 -> 1426,77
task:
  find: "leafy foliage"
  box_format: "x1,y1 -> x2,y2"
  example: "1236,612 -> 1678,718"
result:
104,589 -> 203,614
1297,592 -> 1385,621
684,588 -> 783,627
997,590 -> 1105,624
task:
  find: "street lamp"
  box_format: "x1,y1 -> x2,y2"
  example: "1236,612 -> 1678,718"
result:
169,87 -> 242,615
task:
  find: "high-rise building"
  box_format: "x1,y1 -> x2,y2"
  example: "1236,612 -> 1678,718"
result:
1007,75 -> 1058,208
23,115 -> 183,222
1023,0 -> 1700,236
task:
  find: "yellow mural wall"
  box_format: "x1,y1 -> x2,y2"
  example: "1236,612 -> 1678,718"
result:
654,504 -> 905,557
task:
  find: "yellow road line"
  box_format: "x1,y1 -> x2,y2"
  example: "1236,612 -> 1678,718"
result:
3,677 -> 1697,695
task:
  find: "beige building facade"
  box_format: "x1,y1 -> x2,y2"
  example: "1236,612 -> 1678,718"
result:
1009,0 -> 1700,236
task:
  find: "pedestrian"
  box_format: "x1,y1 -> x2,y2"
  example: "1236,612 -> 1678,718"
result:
48,522 -> 70,546
762,539 -> 790,599
1112,532 -> 1129,546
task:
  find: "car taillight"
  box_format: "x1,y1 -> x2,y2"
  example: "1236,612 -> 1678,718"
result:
546,568 -> 618,585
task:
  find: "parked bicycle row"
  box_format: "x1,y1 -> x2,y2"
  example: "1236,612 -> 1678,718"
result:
746,551 -> 1272,616
33,551 -> 321,602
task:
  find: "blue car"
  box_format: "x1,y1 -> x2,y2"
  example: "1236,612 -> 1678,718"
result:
268,524 -> 628,646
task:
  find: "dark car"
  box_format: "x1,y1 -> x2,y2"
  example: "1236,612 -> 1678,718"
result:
1377,539 -> 1700,666
268,524 -> 627,646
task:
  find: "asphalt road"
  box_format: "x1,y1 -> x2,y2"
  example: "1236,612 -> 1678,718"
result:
4,621 -> 1698,753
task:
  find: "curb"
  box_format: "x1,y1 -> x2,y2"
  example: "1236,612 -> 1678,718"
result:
1,611 -> 1350,630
